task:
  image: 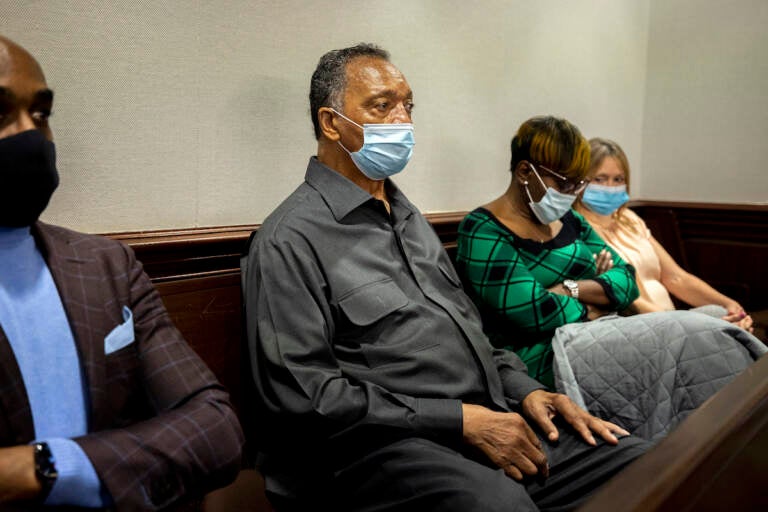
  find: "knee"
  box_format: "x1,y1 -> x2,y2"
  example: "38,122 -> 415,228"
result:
436,468 -> 537,512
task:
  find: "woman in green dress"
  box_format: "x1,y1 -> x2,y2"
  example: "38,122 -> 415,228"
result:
456,116 -> 639,387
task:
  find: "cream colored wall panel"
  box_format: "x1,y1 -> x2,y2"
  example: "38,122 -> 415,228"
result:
640,0 -> 768,203
2,0 -> 649,231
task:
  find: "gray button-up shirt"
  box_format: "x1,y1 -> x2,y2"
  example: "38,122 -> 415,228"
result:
245,157 -> 543,489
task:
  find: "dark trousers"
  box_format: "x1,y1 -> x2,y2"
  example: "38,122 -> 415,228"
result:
267,420 -> 650,512
308,427 -> 650,512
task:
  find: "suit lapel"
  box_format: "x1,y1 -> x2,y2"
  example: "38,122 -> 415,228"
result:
0,325 -> 35,445
33,223 -> 112,432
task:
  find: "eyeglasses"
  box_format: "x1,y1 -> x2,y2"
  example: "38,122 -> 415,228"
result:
536,164 -> 589,195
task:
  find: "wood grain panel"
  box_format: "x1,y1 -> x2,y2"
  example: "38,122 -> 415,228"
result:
153,274 -> 245,414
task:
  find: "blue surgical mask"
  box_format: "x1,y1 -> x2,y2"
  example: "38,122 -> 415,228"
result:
581,183 -> 629,216
332,109 -> 415,181
525,164 -> 577,224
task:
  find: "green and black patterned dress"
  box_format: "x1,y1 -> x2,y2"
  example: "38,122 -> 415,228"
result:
456,208 -> 639,387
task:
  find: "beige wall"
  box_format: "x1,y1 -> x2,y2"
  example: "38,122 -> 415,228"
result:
639,0 -> 768,203
7,1 -> 761,233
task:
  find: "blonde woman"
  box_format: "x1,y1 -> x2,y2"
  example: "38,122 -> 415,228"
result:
575,137 -> 753,332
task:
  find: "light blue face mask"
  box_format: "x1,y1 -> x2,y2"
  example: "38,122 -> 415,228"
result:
581,183 -> 630,216
332,109 -> 415,181
525,164 -> 578,225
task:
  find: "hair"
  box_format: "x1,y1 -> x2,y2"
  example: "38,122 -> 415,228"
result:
309,43 -> 390,140
588,137 -> 631,190
585,137 -> 638,231
509,116 -> 591,182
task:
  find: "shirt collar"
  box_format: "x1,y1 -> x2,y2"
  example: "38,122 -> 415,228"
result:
0,226 -> 33,249
304,156 -> 415,221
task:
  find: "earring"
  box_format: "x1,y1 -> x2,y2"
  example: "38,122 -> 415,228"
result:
522,180 -> 535,203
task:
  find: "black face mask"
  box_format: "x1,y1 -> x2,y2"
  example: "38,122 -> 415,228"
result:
0,130 -> 59,227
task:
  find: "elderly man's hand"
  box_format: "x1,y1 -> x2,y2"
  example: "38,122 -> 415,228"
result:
462,404 -> 549,481
521,390 -> 629,446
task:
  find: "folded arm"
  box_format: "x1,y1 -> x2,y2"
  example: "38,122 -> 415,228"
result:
574,212 -> 639,310
458,227 -> 589,335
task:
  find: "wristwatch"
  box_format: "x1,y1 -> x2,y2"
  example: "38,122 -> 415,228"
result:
33,442 -> 58,500
563,279 -> 579,299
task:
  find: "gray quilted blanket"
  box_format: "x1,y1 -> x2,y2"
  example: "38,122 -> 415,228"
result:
552,310 -> 767,442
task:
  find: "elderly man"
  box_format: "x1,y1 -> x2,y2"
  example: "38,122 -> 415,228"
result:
0,36 -> 243,510
245,43 -> 650,511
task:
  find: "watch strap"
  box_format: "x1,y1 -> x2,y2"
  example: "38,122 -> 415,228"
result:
33,442 -> 58,500
563,279 -> 579,299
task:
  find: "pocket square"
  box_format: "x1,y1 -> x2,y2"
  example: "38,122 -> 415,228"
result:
104,306 -> 135,355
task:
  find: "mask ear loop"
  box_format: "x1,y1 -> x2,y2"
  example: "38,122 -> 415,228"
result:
337,140 -> 353,155
331,108 -> 365,155
524,163 -> 549,204
330,108 -> 364,130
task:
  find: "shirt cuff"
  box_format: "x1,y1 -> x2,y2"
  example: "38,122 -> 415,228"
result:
500,370 -> 548,406
593,275 -> 620,309
415,397 -> 463,440
39,437 -> 111,508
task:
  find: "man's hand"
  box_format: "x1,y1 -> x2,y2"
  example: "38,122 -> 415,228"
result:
0,445 -> 42,503
462,404 -> 549,481
521,390 -> 629,446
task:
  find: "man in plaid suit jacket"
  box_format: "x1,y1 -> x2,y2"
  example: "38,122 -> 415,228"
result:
0,36 -> 243,510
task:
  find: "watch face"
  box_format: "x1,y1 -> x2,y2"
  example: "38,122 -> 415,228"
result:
563,280 -> 578,297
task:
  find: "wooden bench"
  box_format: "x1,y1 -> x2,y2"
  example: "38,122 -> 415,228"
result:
107,203 -> 767,510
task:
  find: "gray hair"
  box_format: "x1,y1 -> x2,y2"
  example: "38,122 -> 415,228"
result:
309,43 -> 389,139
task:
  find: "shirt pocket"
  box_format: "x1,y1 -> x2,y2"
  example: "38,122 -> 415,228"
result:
338,278 -> 409,326
338,278 -> 441,368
